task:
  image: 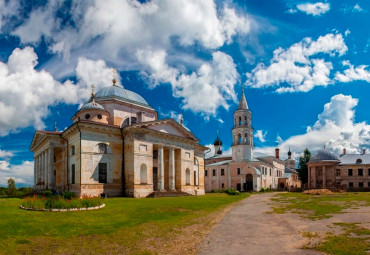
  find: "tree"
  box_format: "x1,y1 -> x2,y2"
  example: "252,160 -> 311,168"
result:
298,148 -> 311,185
7,178 -> 17,197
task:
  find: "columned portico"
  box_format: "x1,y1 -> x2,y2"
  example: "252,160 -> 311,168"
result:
313,166 -> 317,188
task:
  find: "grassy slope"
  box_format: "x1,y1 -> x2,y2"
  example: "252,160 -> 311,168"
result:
0,193 -> 247,255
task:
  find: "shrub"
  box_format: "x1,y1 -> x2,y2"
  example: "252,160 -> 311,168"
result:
224,188 -> 240,195
260,187 -> 265,192
62,191 -> 76,200
43,190 -> 53,197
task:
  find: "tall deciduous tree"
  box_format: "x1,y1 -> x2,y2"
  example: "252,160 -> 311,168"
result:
7,178 -> 17,196
298,148 -> 311,184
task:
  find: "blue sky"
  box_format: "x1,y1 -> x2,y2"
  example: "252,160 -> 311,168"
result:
0,0 -> 369,186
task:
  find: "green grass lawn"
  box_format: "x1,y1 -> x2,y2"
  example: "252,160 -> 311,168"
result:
270,192 -> 370,220
0,193 -> 247,255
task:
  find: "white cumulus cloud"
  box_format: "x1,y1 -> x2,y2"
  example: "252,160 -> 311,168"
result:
0,47 -> 120,135
0,160 -> 34,186
335,61 -> 370,83
246,33 -> 347,93
254,130 -> 267,143
256,94 -> 370,159
296,2 -> 330,16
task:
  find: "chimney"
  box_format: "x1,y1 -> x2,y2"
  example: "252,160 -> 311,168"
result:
343,148 -> 346,155
275,148 -> 280,159
363,149 -> 366,155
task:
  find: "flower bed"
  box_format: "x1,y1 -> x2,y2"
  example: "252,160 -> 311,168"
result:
20,194 -> 104,212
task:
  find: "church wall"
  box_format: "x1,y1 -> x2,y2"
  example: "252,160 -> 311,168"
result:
195,155 -> 205,195
180,149 -> 196,194
131,139 -> 154,198
79,128 -> 123,197
68,132 -> 81,195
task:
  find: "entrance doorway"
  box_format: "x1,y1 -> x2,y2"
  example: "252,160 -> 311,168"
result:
236,183 -> 241,191
246,174 -> 253,191
153,167 -> 158,191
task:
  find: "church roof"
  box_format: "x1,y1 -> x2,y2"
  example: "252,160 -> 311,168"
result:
338,154 -> 370,165
237,87 -> 248,110
80,101 -> 105,111
309,148 -> 340,162
206,159 -> 232,166
95,85 -> 149,106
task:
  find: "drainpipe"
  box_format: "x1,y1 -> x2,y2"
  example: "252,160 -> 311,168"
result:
77,122 -> 82,196
120,128 -> 126,196
60,134 -> 69,191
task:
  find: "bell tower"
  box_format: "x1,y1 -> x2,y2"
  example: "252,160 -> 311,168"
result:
232,86 -> 253,161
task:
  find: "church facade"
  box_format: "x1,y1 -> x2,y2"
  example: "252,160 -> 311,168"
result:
204,89 -> 301,192
30,77 -> 207,198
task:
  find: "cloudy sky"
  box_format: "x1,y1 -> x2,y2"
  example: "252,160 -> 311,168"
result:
0,0 -> 369,186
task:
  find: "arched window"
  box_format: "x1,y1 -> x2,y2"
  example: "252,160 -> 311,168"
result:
122,118 -> 130,127
185,168 -> 190,185
238,134 -> 242,145
356,158 -> 362,164
244,116 -> 247,125
140,164 -> 147,184
238,116 -> 242,125
71,145 -> 75,156
98,143 -> 107,154
244,134 -> 248,144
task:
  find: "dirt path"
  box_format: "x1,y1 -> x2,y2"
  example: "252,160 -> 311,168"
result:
196,193 -> 319,255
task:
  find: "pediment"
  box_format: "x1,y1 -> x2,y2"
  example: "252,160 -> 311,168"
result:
136,119 -> 198,141
30,132 -> 46,151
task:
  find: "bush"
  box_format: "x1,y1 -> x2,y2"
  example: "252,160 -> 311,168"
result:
62,191 -> 76,200
21,194 -> 102,210
224,188 -> 240,195
43,190 -> 53,197
260,187 -> 265,193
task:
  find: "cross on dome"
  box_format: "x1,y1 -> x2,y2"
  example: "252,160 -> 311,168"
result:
112,68 -> 117,86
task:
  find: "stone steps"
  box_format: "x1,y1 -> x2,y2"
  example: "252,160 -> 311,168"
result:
147,190 -> 193,198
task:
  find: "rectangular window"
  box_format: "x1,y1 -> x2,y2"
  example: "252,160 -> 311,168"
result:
336,182 -> 340,187
139,144 -> 147,152
368,169 -> 370,176
269,169 -> 271,176
237,168 -> 241,175
185,152 -> 191,158
348,169 -> 353,176
153,150 -> 158,159
71,164 -> 75,184
205,170 -> 208,177
222,183 -> 224,189
221,169 -> 224,176
349,182 -> 353,187
359,182 -> 363,187
71,146 -> 75,156
213,169 -> 216,176
336,169 -> 340,176
358,169 -> 363,176
99,163 -> 107,183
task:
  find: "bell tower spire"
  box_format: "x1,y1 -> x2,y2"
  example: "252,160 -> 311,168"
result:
232,85 -> 253,161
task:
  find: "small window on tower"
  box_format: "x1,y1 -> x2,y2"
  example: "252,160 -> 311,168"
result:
237,168 -> 241,175
97,114 -> 102,119
85,114 -> 90,119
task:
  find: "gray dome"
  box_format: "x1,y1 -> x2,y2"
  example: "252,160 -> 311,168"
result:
80,101 -> 105,111
310,149 -> 340,162
95,86 -> 149,106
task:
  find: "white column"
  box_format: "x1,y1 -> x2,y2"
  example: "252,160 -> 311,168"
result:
40,153 -> 44,189
37,155 -> 41,189
323,165 -> 326,188
44,150 -> 48,189
313,166 -> 317,189
48,148 -> 54,189
169,148 -> 175,190
158,146 -> 165,191
34,156 -> 37,189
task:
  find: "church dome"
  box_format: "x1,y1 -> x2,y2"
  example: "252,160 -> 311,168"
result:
214,136 -> 222,146
309,148 -> 340,162
95,85 -> 149,106
80,101 -> 105,111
